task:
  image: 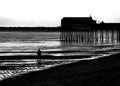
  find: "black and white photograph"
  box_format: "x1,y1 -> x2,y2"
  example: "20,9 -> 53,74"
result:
0,0 -> 120,86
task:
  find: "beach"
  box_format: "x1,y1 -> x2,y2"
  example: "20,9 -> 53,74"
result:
0,31 -> 120,85
0,53 -> 120,86
0,55 -> 91,81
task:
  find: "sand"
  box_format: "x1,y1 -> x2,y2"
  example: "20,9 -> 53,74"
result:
0,53 -> 120,86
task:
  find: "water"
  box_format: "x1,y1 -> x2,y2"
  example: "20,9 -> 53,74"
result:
0,31 -> 120,81
0,32 -> 60,56
0,31 -> 120,56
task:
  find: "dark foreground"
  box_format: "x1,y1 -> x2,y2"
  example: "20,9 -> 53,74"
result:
1,53 -> 120,86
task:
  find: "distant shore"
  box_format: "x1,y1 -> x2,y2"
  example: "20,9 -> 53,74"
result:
1,53 -> 120,86
0,27 -> 60,32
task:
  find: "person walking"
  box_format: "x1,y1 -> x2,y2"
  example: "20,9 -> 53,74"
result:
37,49 -> 41,57
37,49 -> 42,67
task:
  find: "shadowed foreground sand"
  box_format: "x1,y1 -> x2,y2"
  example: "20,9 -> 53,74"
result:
1,53 -> 120,86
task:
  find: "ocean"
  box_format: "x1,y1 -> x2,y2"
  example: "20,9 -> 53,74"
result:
0,31 -> 120,56
0,31 -> 120,81
0,31 -> 60,56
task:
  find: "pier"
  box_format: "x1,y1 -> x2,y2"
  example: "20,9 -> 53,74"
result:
60,17 -> 120,47
60,30 -> 120,47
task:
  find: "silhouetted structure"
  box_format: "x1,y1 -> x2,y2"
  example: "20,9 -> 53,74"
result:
60,17 -> 96,43
96,23 -> 120,30
60,30 -> 120,47
60,17 -> 120,47
61,17 -> 96,31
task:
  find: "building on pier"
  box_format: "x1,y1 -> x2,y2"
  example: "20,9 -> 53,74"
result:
60,17 -> 120,47
61,17 -> 96,31
60,17 -> 96,43
96,23 -> 120,30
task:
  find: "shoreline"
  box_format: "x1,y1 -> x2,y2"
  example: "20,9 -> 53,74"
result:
1,53 -> 120,86
0,55 -> 93,60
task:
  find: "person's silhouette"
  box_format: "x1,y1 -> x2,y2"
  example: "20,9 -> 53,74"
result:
37,49 -> 41,57
37,49 -> 42,67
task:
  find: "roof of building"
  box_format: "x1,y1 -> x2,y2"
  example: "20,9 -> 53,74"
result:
61,17 -> 95,24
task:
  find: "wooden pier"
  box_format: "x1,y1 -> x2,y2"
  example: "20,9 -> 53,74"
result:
60,30 -> 120,47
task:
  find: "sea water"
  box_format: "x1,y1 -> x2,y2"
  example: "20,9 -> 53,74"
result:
0,31 -> 120,56
0,31 -> 60,56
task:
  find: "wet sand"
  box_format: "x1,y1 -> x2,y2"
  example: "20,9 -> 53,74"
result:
0,53 -> 120,86
0,55 -> 91,60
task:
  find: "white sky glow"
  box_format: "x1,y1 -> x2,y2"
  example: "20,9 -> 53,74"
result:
0,0 -> 120,26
